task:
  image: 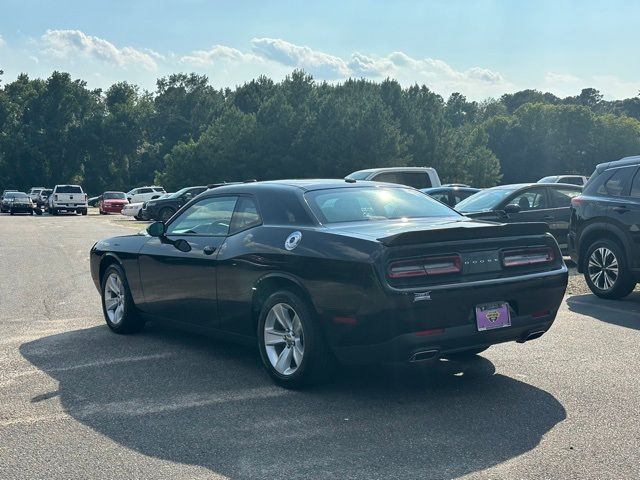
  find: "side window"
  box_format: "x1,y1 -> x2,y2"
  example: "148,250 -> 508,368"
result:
559,177 -> 581,185
508,188 -> 548,211
401,172 -> 432,189
630,168 -> 640,198
550,187 -> 580,208
597,167 -> 633,197
139,188 -> 153,194
454,191 -> 475,204
429,192 -> 451,205
230,197 -> 262,234
372,172 -> 401,184
167,196 -> 237,236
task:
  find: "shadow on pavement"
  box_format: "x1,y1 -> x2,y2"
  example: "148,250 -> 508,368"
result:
566,291 -> 640,331
21,323 -> 566,479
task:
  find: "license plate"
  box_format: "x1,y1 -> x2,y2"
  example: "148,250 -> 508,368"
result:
476,302 -> 511,331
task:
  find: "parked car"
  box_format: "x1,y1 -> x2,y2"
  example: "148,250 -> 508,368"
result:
538,175 -> 588,186
36,189 -> 53,208
345,167 -> 441,189
421,186 -> 481,207
141,186 -> 208,222
2,189 -> 18,198
568,155 -> 640,299
121,202 -> 145,220
2,191 -> 34,215
98,191 -> 129,215
90,179 -> 567,387
126,186 -> 166,204
88,195 -> 102,207
28,187 -> 47,203
48,184 -> 88,215
455,183 -> 582,251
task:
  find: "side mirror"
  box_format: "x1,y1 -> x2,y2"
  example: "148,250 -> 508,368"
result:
147,221 -> 166,237
127,197 -> 132,203
504,204 -> 521,214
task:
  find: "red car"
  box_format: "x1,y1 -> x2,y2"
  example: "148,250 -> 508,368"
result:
98,191 -> 129,214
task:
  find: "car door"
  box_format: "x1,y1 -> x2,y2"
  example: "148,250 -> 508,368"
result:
137,195 -> 238,326
616,167 -> 640,271
501,186 -> 556,234
547,185 -> 582,249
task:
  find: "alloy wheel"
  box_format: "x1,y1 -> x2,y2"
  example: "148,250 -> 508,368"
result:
588,247 -> 619,291
104,272 -> 125,325
263,303 -> 304,376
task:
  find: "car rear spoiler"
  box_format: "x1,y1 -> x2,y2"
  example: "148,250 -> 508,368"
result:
378,222 -> 550,246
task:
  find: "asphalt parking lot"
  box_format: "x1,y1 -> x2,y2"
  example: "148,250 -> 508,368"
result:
0,213 -> 638,480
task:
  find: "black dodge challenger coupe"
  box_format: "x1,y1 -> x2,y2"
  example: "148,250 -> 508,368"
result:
91,180 -> 568,387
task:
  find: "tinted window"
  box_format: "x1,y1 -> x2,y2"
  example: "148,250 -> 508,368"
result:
630,169 -> 640,198
138,188 -> 153,194
259,190 -> 314,225
230,197 -> 261,233
346,171 -> 373,181
55,186 -> 82,194
428,191 -> 452,205
153,187 -> 165,192
167,196 -> 237,236
306,187 -> 457,224
597,167 -> 633,197
550,187 -> 581,207
371,172 -> 401,184
401,172 -> 431,189
508,188 -> 548,211
538,176 -> 559,183
453,190 -> 478,205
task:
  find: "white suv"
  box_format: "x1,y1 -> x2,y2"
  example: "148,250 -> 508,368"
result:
48,185 -> 88,215
345,167 -> 441,189
126,186 -> 166,204
28,187 -> 47,202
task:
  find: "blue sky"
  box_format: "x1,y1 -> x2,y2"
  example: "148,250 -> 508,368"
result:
1,0 -> 638,99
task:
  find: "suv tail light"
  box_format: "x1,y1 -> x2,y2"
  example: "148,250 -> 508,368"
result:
502,247 -> 554,268
388,255 -> 461,278
571,196 -> 585,207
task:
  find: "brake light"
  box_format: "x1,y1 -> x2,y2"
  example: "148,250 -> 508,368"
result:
502,247 -> 554,267
388,255 -> 461,278
571,196 -> 585,207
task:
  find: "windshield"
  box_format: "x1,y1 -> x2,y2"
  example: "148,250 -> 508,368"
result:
168,187 -> 192,199
11,192 -> 29,199
345,171 -> 372,180
103,192 -> 126,200
306,187 -> 459,224
455,187 -> 517,212
56,186 -> 82,194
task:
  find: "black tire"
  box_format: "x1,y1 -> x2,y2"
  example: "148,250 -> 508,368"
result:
81,208 -> 88,216
134,214 -> 142,220
446,346 -> 489,360
50,208 -> 58,216
159,207 -> 175,223
10,210 -> 14,216
583,239 -> 636,299
101,264 -> 145,334
257,290 -> 334,388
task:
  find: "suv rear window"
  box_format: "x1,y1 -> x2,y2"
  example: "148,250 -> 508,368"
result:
372,171 -> 432,189
596,167 -> 634,197
56,186 -> 83,194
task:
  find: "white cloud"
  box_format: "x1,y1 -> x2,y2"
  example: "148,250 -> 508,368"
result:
0,35 -> 5,48
250,37 -> 351,78
544,72 -> 640,99
40,29 -> 157,71
180,44 -> 259,67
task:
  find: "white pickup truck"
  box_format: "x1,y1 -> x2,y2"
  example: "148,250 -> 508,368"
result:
48,185 -> 88,215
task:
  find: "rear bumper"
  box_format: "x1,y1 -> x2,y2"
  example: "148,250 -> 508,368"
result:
327,266 -> 568,365
52,203 -> 87,210
333,315 -> 555,364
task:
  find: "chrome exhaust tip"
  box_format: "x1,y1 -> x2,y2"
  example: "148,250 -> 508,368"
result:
409,349 -> 439,362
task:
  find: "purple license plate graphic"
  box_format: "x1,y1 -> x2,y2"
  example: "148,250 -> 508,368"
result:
476,303 -> 511,331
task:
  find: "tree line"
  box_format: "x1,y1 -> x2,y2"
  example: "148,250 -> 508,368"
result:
1,69 -> 639,194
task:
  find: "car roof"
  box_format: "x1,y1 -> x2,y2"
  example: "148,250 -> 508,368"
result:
487,183 -> 581,191
199,179 -> 408,196
349,167 -> 436,174
422,186 -> 479,193
595,155 -> 640,173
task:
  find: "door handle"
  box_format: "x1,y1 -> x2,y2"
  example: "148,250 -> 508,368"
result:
203,245 -> 216,255
613,205 -> 629,213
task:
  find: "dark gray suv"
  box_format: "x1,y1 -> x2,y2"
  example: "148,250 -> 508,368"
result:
568,156 -> 640,298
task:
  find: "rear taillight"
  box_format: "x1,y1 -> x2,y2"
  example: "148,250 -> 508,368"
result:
388,255 -> 461,278
502,247 -> 554,268
571,196 -> 585,207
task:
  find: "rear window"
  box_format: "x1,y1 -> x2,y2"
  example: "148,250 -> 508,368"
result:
103,192 -> 126,199
306,187 -> 457,224
559,177 -> 584,186
56,186 -> 83,194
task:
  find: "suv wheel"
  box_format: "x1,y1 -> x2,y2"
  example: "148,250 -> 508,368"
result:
584,239 -> 636,299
